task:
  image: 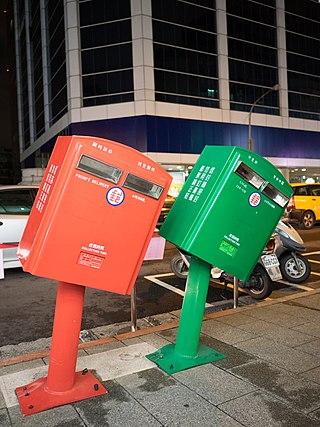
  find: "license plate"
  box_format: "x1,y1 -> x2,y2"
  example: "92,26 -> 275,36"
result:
261,254 -> 282,281
261,254 -> 279,268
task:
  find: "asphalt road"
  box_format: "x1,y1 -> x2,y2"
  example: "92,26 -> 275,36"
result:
1,224 -> 320,348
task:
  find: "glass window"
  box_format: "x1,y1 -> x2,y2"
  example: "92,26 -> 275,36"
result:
287,53 -> 320,77
227,0 -> 275,26
229,59 -> 278,87
228,39 -> 277,67
80,20 -> 132,49
80,1 -> 133,106
79,0 -> 131,26
285,0 -> 320,23
46,0 -> 67,126
288,92 -> 320,114
152,0 -> 218,108
230,82 -> 279,114
285,13 -> 320,40
286,32 -> 320,58
227,15 -> 277,47
0,189 -> 34,215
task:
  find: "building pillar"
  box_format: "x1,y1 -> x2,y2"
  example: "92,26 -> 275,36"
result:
64,0 -> 82,123
276,0 -> 289,117
131,0 -> 155,114
216,0 -> 230,111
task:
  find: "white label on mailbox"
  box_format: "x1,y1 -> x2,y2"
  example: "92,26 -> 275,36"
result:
248,192 -> 261,207
106,187 -> 125,206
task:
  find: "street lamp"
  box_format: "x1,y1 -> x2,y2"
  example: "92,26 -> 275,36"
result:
248,84 -> 280,152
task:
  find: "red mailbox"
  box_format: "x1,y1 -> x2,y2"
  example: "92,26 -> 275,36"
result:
15,136 -> 172,416
18,135 -> 172,295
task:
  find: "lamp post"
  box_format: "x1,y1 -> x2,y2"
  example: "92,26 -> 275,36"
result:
248,84 -> 280,152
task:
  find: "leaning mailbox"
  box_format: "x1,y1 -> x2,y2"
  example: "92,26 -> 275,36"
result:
15,135 -> 172,416
18,135 -> 171,294
159,146 -> 293,281
147,146 -> 293,375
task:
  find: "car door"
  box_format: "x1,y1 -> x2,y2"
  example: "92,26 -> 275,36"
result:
310,185 -> 320,220
0,188 -> 37,268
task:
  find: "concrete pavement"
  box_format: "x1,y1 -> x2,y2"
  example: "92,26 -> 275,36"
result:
1,289 -> 320,426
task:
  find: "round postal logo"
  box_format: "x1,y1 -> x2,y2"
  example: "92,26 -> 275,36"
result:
106,187 -> 125,206
248,192 -> 261,207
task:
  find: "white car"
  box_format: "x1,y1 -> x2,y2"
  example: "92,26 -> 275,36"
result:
0,185 -> 38,269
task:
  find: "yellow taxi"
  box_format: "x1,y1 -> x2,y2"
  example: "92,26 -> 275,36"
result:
287,183 -> 320,229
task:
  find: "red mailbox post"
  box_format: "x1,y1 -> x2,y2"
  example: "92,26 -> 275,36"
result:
16,135 -> 172,415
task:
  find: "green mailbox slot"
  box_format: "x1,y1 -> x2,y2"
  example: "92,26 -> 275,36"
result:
159,146 -> 293,281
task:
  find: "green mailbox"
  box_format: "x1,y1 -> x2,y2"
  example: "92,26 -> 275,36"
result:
159,146 -> 293,281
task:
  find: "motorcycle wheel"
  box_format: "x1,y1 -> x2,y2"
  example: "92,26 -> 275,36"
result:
170,254 -> 189,279
280,253 -> 311,284
246,264 -> 273,300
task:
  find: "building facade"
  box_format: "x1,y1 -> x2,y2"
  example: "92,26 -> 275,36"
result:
13,0 -> 320,183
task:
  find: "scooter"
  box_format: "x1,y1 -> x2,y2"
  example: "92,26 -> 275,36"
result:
170,234 -> 282,300
275,219 -> 311,283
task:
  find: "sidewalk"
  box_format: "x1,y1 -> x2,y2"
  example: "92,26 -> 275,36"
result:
1,289 -> 320,426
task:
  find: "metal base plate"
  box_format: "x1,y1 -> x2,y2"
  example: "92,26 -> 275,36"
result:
146,343 -> 226,374
15,370 -> 107,416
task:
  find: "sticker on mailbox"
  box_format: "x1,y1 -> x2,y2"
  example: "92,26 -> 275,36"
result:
106,187 -> 125,206
78,252 -> 104,269
249,192 -> 261,207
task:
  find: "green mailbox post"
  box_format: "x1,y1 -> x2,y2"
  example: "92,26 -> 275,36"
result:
147,146 -> 293,373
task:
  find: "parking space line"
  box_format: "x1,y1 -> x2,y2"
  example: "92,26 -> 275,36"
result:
144,273 -> 214,308
305,251 -> 320,256
277,280 -> 314,291
308,259 -> 320,264
310,271 -> 320,277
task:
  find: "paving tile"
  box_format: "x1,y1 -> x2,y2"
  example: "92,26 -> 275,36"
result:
201,319 -> 257,345
260,325 -> 315,347
157,328 -> 178,343
294,338 -> 320,356
139,332 -> 172,349
0,408 -> 11,427
219,390 -> 320,427
0,359 -> 46,376
0,389 -> 5,410
43,349 -> 88,365
300,366 -> 320,386
117,368 -> 242,426
0,365 -> 47,408
83,340 -> 125,355
235,319 -> 280,336
229,360 -> 320,413
0,343 -> 157,408
234,336 -> 320,373
8,404 -> 85,427
274,302 -> 320,322
214,313 -> 256,327
292,323 -> 320,338
173,364 -> 257,405
309,407 -> 320,421
74,379 -> 162,427
200,334 -> 257,369
243,305 -> 306,327
295,294 -> 320,310
120,337 -> 145,346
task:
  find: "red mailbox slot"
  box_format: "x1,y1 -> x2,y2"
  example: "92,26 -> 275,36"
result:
18,135 -> 172,294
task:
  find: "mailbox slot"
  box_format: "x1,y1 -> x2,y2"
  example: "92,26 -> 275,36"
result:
123,173 -> 164,199
235,162 -> 264,189
261,183 -> 288,208
77,154 -> 123,184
